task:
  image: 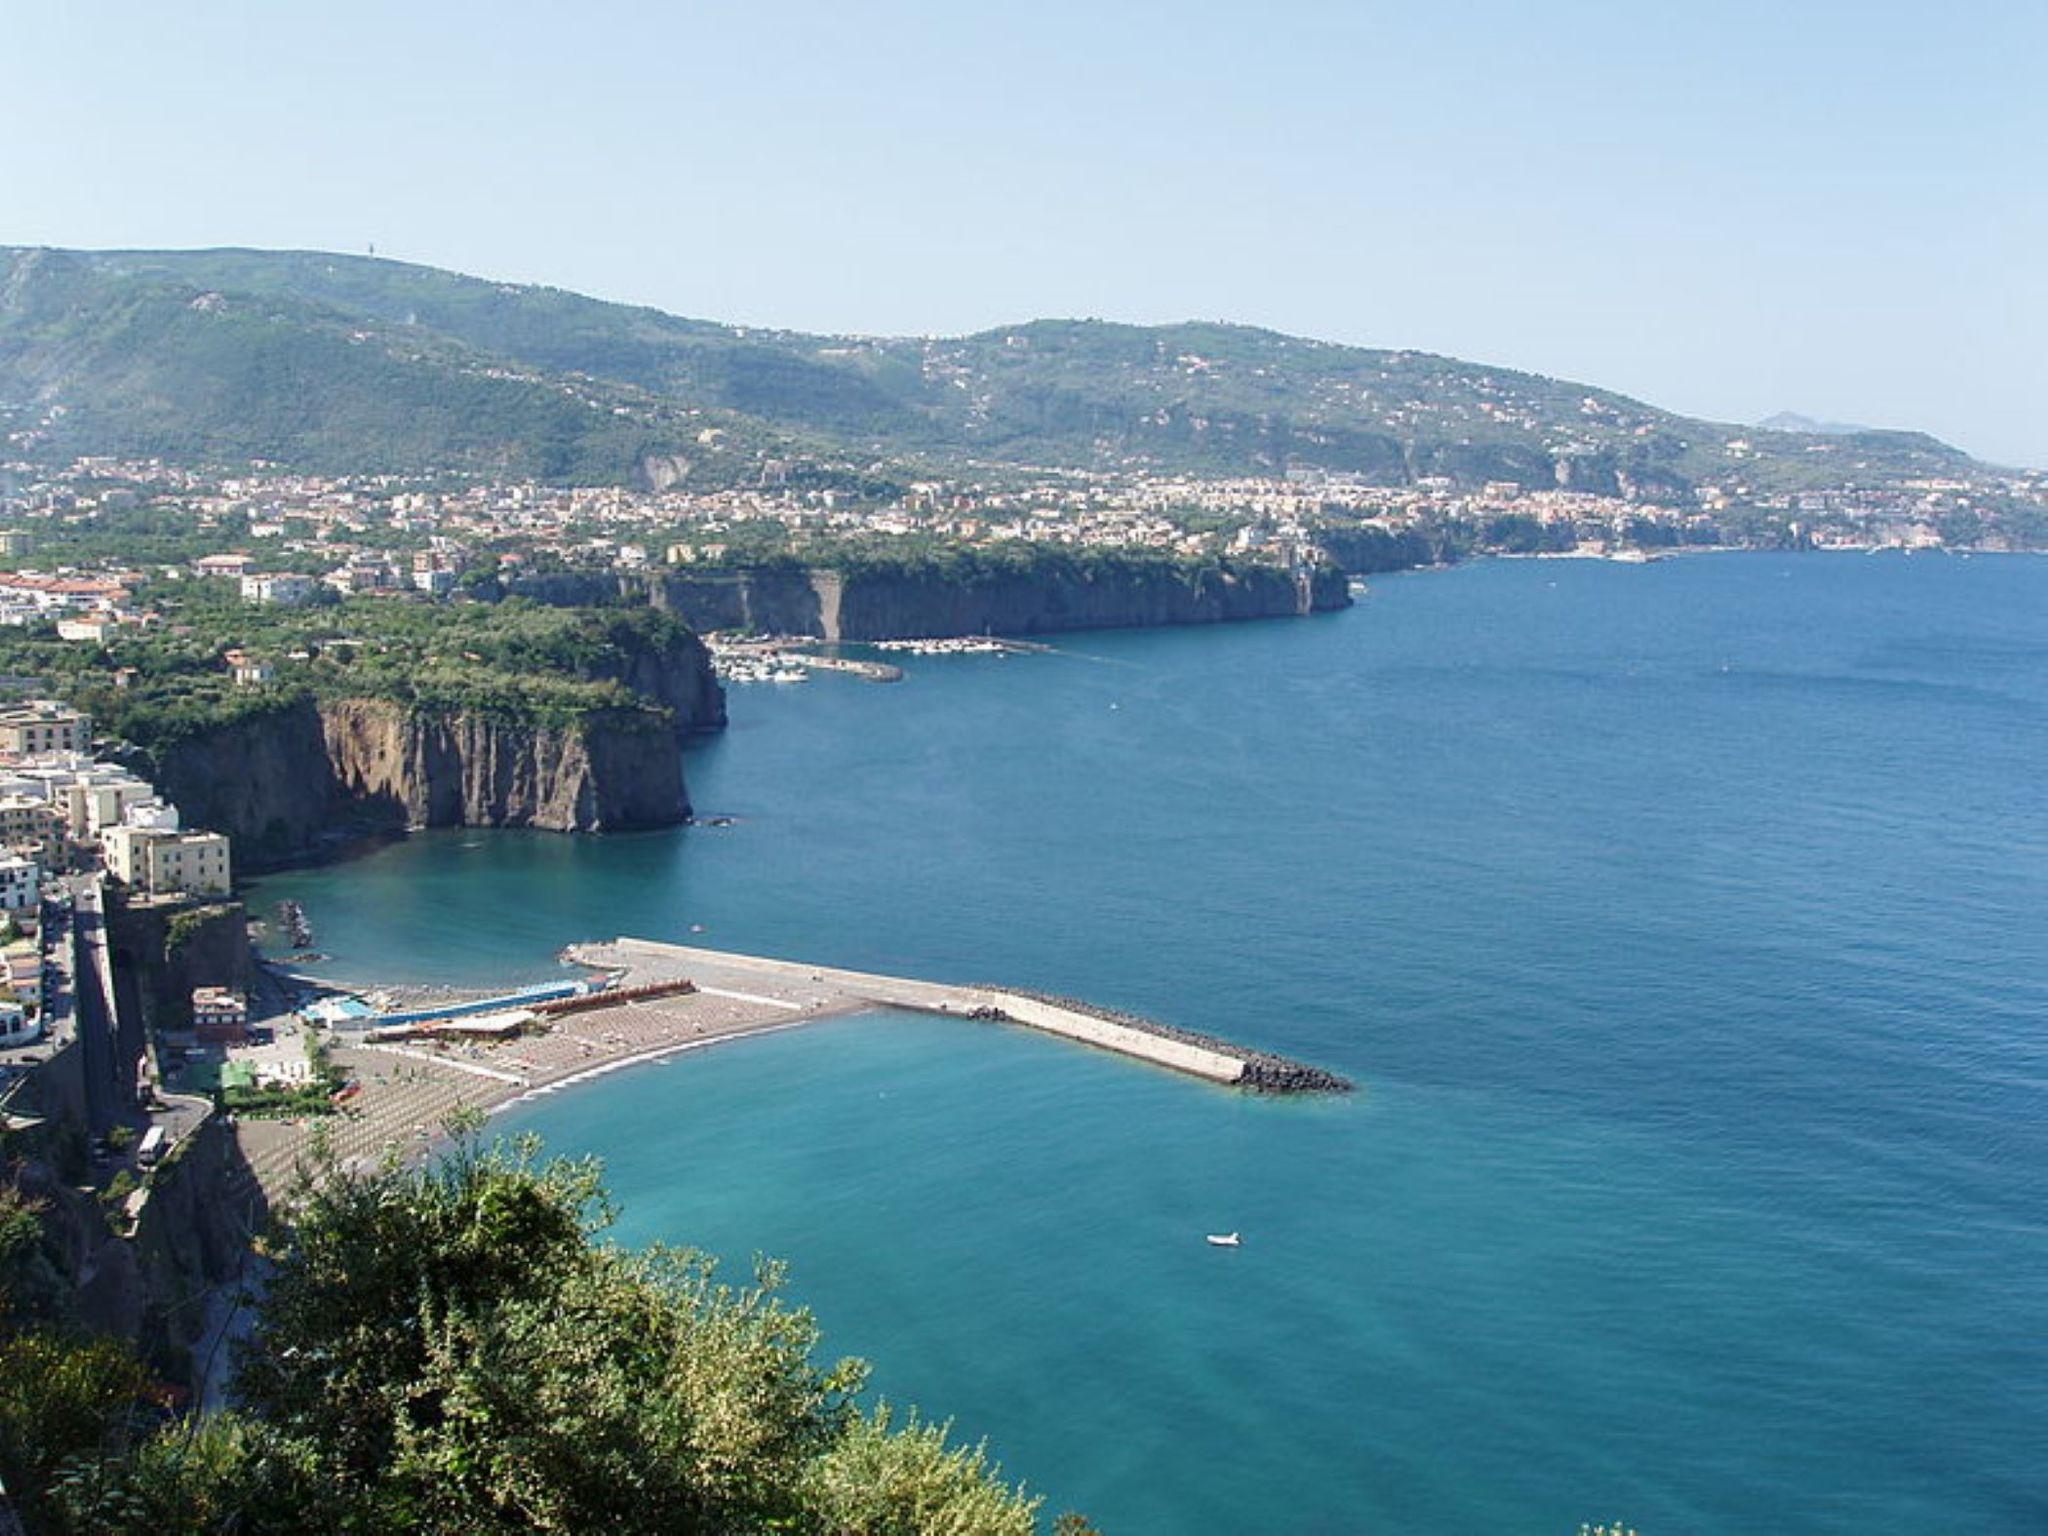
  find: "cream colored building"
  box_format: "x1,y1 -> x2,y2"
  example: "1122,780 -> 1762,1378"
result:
50,770 -> 161,841
0,794 -> 62,864
0,702 -> 90,759
102,826 -> 232,896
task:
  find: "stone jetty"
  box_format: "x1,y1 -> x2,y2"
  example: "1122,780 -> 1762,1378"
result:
569,938 -> 1352,1095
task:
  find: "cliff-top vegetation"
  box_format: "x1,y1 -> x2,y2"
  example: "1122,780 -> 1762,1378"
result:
0,1128 -> 1062,1534
658,525 -> 1312,587
0,589 -> 712,753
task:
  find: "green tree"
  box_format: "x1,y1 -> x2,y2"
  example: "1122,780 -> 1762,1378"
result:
5,1134 -> 1048,1532
805,1404 -> 1039,1536
46,1413 -> 332,1536
224,1132 -> 1040,1534
0,1328 -> 149,1527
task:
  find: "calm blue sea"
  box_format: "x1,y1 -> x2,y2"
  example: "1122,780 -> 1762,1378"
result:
251,553 -> 2048,1534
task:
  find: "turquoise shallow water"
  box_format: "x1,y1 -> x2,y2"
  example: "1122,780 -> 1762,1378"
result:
253,553 -> 2048,1533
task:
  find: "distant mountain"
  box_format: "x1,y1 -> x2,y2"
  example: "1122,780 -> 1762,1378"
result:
0,246 -> 1988,496
1758,411 -> 1876,437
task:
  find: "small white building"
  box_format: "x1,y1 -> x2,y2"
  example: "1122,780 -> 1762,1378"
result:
4,941 -> 43,1012
0,854 -> 40,913
0,999 -> 37,1049
240,573 -> 317,607
55,615 -> 119,644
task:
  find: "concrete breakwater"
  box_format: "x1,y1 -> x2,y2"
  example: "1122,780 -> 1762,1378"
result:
570,938 -> 1351,1095
997,988 -> 1354,1094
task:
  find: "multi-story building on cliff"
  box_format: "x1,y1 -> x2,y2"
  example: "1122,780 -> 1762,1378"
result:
103,823 -> 232,897
0,699 -> 90,758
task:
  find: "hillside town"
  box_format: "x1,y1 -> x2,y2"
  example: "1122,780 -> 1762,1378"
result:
0,439 -> 2039,1300
0,450 -> 2041,634
0,695 -> 254,1235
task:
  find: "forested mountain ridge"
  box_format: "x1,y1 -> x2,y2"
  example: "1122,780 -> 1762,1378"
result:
0,245 -> 1988,497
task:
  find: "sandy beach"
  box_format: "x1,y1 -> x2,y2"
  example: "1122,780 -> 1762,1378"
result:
234,957 -> 868,1198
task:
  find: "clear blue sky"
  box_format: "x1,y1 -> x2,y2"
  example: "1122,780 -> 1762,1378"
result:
8,1 -> 2043,464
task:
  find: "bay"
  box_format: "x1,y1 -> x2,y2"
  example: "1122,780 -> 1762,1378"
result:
252,552 -> 2048,1533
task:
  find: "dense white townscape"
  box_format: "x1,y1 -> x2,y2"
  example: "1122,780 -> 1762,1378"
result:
1,452 -> 2043,611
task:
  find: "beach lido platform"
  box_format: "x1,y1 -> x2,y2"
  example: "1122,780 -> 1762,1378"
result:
567,938 -> 1352,1095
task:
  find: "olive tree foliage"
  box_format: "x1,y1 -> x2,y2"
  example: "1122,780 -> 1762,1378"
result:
804,1405 -> 1038,1536
27,1130 -> 1051,1534
234,1138 -> 1048,1531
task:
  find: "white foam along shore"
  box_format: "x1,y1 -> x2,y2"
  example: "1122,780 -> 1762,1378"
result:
491,1014 -> 839,1112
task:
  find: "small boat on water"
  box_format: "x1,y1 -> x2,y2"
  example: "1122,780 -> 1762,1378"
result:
1206,1232 -> 1241,1248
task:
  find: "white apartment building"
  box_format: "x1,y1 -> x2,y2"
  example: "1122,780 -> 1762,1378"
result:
29,766 -> 163,841
0,999 -> 35,1050
0,853 -> 40,913
240,572 -> 318,606
102,825 -> 232,896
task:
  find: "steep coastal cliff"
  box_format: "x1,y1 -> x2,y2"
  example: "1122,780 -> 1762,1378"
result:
136,614 -> 724,867
152,698 -> 695,865
821,561 -> 1348,641
150,694 -> 337,866
510,559 -> 1347,639
321,700 -> 687,833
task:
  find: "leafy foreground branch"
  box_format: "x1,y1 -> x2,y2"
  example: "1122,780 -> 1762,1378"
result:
0,1133 -> 1069,1534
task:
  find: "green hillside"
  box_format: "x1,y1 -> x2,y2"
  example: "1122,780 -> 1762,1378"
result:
0,246 -> 1987,495
0,250 -> 805,485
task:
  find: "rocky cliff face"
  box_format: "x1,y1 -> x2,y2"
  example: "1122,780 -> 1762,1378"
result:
517,561 -> 1347,639
107,898 -> 252,1034
505,567 -> 828,638
1313,525 -> 1456,575
156,698 -> 691,864
154,695 -> 336,867
321,701 -> 687,833
147,618 -> 722,865
822,561 -> 1348,640
590,621 -> 728,731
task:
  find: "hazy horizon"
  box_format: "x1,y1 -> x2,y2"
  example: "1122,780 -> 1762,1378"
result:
9,2 -> 2042,466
